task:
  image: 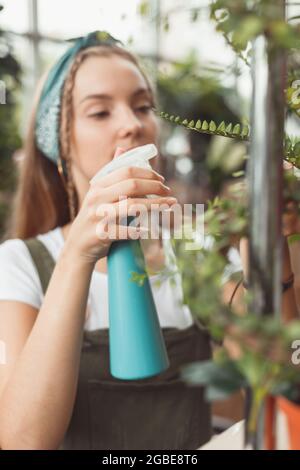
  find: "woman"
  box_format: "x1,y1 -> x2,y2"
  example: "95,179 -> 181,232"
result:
0,31 -> 212,450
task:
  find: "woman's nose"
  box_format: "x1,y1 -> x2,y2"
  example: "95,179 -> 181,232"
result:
118,108 -> 143,137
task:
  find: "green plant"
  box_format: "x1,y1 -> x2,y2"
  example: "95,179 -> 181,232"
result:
179,316 -> 300,445
130,177 -> 300,446
135,0 -> 300,449
156,111 -> 300,169
0,6 -> 22,239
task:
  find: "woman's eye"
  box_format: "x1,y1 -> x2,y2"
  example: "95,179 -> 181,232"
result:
89,105 -> 153,120
137,105 -> 153,113
89,111 -> 109,119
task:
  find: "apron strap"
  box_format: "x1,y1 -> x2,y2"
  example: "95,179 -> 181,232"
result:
23,237 -> 55,295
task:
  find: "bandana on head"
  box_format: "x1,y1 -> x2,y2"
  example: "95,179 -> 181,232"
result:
35,31 -> 124,164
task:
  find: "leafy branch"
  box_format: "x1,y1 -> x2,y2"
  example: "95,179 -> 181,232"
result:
156,109 -> 300,168
157,109 -> 250,141
210,0 -> 300,53
210,6 -> 252,67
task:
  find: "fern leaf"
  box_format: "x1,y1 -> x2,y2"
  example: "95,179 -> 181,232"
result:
233,124 -> 241,135
241,124 -> 250,137
225,123 -> 233,133
209,120 -> 217,131
157,109 -> 299,169
217,121 -> 226,133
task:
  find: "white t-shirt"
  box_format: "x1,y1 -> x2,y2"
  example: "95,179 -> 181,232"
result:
0,226 -> 196,331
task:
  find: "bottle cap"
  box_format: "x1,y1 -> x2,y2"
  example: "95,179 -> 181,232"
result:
89,143 -> 158,185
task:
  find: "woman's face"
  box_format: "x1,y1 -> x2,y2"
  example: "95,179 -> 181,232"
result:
69,54 -> 160,203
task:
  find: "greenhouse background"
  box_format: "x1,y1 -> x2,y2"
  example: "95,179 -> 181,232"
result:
0,0 -> 300,452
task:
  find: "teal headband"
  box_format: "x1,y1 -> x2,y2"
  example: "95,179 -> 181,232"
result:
35,31 -> 124,164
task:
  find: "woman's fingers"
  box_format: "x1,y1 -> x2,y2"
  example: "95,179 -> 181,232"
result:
95,221 -> 149,241
90,165 -> 165,189
93,196 -> 178,226
89,178 -> 172,205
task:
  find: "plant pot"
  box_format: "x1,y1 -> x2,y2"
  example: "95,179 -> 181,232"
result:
277,396 -> 300,450
265,395 -> 300,450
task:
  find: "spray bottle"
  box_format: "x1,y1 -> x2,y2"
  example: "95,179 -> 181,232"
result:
90,144 -> 170,380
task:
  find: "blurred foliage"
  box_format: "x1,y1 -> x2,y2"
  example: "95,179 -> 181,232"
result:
137,0 -> 300,447
130,175 -> 300,428
180,316 -> 300,440
0,7 -> 22,239
155,51 -> 247,194
170,186 -> 300,443
211,0 -> 300,56
158,110 -> 300,169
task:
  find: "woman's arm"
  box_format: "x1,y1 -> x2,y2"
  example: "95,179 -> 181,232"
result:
0,244 -> 93,450
0,164 -> 180,450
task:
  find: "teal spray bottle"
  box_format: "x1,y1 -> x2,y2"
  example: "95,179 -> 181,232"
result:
90,144 -> 170,380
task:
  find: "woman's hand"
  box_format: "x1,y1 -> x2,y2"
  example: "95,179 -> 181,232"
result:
63,149 -> 177,266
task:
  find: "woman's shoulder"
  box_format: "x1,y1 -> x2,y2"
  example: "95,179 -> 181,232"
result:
36,226 -> 64,261
0,226 -> 63,260
0,237 -> 44,308
0,227 -> 63,306
0,237 -> 31,261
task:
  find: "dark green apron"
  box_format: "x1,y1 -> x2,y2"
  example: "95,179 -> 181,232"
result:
23,237 -> 212,450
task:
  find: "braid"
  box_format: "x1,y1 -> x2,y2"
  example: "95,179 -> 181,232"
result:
60,52 -> 87,221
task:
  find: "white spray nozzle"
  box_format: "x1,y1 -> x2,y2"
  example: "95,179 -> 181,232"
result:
89,143 -> 158,185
